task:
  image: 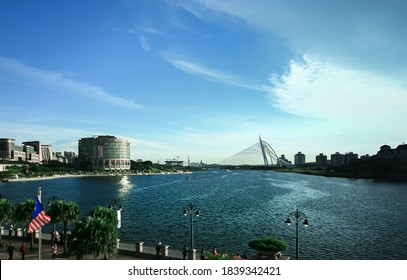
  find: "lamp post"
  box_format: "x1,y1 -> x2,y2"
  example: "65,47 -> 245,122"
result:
285,209 -> 309,260
107,199 -> 123,228
183,202 -> 200,260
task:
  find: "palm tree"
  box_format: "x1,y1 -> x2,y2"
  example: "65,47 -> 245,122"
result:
47,200 -> 81,254
14,199 -> 35,249
0,198 -> 14,244
69,206 -> 118,259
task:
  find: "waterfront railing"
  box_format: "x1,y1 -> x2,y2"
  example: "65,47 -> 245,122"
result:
1,228 -> 184,259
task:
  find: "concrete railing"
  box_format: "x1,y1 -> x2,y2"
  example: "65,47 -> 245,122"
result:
1,230 -> 188,260
121,241 -> 186,260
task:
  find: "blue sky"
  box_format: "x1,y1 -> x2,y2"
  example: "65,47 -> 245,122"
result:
1,0 -> 406,164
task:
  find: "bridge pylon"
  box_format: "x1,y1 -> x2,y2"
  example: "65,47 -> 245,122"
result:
259,136 -> 293,168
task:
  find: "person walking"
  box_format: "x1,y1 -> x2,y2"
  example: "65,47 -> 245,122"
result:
6,243 -> 14,260
182,245 -> 188,260
8,224 -> 13,236
20,243 -> 27,260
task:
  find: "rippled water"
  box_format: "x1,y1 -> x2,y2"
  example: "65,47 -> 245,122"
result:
1,170 -> 406,259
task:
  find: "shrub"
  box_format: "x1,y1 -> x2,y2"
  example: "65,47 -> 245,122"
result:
248,236 -> 288,252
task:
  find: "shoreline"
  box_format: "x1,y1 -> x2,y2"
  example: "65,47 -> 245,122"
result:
276,168 -> 407,182
2,171 -> 193,183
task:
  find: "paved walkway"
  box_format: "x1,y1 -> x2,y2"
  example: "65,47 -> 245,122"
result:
0,237 -> 147,260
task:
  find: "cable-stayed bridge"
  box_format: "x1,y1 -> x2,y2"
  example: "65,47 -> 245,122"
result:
220,136 -> 293,168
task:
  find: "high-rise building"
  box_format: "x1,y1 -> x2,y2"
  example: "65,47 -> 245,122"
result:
0,138 -> 15,159
331,152 -> 345,166
316,153 -> 328,166
294,151 -> 306,166
0,138 -> 24,160
376,144 -> 407,160
344,152 -> 358,164
22,141 -> 53,163
279,154 -> 291,164
64,151 -> 76,164
78,135 -> 131,171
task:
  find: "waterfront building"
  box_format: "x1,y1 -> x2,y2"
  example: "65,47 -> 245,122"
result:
53,152 -> 65,163
360,154 -> 370,160
165,160 -> 184,167
376,144 -> 407,160
0,138 -> 51,163
344,152 -> 359,164
0,138 -> 16,159
41,144 -> 53,162
331,152 -> 345,166
24,145 -> 40,162
279,154 -> 291,164
22,140 -> 53,163
64,151 -> 76,164
0,138 -> 26,161
294,151 -> 306,166
315,153 -> 328,166
78,135 -> 131,171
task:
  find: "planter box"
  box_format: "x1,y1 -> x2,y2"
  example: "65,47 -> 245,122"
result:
256,251 -> 283,260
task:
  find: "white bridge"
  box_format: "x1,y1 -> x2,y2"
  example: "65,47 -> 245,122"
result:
221,136 -> 293,167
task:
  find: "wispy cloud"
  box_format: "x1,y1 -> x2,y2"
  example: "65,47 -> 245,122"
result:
164,55 -> 267,92
139,36 -> 150,52
189,0 -> 407,77
164,1 -> 407,122
0,56 -> 143,109
163,52 -> 407,123
128,23 -> 169,36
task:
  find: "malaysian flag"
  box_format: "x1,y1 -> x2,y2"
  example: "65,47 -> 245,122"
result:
28,193 -> 51,233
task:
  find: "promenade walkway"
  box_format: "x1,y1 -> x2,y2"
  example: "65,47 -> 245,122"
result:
0,236 -> 174,260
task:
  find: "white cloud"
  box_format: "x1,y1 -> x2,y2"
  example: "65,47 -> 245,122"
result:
0,56 -> 143,109
193,0 -> 407,77
164,56 -> 267,92
268,55 -> 407,119
139,36 -> 150,52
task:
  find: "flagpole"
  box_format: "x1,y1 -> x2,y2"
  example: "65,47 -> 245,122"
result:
38,187 -> 42,260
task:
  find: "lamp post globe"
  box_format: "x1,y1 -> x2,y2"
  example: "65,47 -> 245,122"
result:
183,202 -> 200,260
285,209 -> 309,260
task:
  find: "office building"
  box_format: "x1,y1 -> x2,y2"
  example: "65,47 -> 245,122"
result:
331,152 -> 345,166
78,135 -> 131,171
344,152 -> 358,164
316,153 -> 328,166
294,151 -> 306,166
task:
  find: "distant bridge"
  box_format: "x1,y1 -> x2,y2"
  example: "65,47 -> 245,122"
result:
220,136 -> 293,168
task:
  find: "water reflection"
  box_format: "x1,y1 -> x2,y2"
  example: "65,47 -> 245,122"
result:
117,176 -> 134,196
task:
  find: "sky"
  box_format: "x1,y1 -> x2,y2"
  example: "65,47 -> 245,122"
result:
0,0 -> 406,164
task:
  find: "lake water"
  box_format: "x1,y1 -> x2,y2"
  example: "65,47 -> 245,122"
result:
1,170 -> 406,260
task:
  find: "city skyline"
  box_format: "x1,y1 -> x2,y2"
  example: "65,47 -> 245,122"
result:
2,134 -> 403,166
1,1 -> 406,164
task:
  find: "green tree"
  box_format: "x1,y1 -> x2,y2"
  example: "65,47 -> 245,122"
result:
248,236 -> 288,252
47,200 -> 81,254
14,199 -> 36,249
0,198 -> 14,244
69,206 -> 118,259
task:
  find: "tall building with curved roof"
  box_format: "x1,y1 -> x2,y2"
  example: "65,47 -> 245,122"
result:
78,135 -> 130,171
